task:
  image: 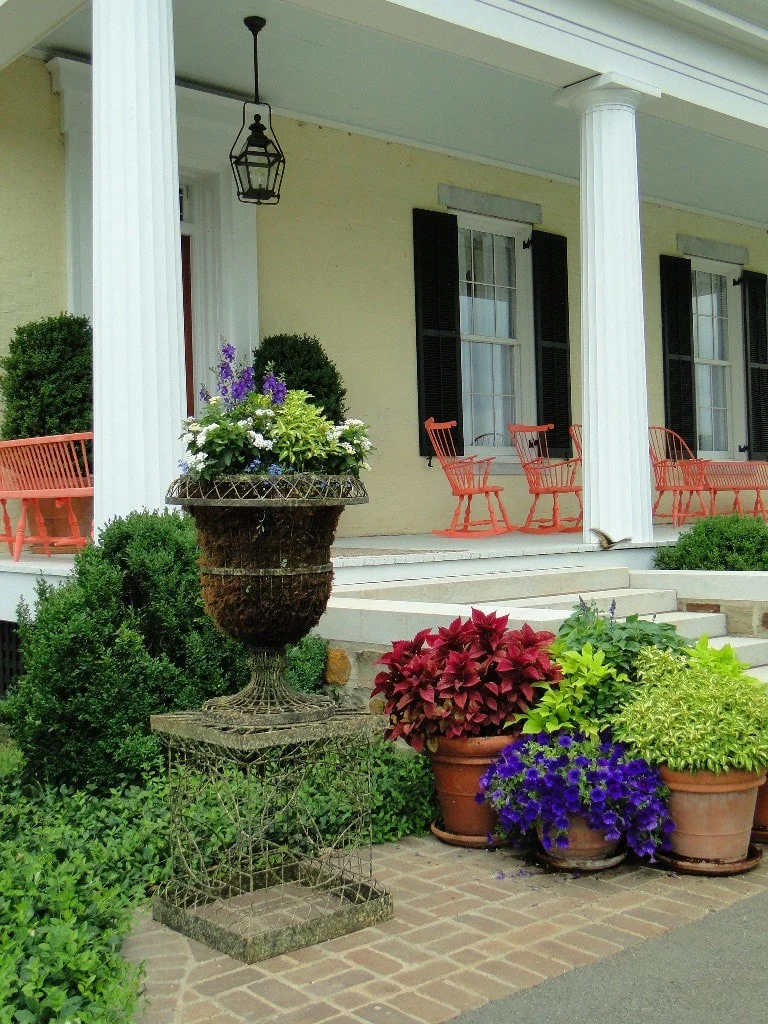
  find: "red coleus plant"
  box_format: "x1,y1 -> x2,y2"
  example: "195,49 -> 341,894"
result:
371,608 -> 561,752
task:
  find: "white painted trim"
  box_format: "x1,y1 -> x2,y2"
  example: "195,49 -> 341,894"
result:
47,56 -> 259,373
293,0 -> 768,127
677,234 -> 749,265
438,184 -> 542,224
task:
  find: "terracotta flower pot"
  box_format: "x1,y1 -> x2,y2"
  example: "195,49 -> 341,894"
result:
429,735 -> 513,846
536,815 -> 624,872
753,777 -> 768,843
660,765 -> 766,864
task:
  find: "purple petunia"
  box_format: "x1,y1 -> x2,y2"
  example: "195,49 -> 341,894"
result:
476,732 -> 673,860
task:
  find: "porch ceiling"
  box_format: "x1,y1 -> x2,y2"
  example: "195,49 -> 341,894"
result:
32,0 -> 768,224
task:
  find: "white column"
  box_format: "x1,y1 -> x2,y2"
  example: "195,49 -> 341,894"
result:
92,0 -> 185,531
559,74 -> 660,545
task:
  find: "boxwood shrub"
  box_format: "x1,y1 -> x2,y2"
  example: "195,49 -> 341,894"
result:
2,512 -> 250,788
0,313 -> 92,440
253,333 -> 347,422
654,514 -> 768,570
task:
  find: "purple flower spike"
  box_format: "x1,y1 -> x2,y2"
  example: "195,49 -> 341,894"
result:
221,342 -> 236,362
262,372 -> 287,405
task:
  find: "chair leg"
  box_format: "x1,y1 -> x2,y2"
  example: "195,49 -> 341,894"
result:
0,499 -> 13,557
462,495 -> 474,532
13,502 -> 28,561
523,495 -> 541,532
495,492 -> 515,532
449,497 -> 464,534
31,499 -> 51,557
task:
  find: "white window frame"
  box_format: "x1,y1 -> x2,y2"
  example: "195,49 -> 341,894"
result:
689,256 -> 747,461
457,212 -> 536,463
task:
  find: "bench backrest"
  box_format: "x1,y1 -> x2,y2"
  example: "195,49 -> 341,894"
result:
0,433 -> 93,498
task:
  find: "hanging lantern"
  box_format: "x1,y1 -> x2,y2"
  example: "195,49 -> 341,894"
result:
230,16 -> 285,205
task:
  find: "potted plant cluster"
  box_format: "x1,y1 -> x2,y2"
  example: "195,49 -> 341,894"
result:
167,342 -> 373,726
478,733 -> 673,870
612,644 -> 768,873
371,609 -> 562,847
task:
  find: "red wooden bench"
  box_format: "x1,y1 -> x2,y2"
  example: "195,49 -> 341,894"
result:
0,433 -> 94,560
649,426 -> 768,523
425,418 -> 514,537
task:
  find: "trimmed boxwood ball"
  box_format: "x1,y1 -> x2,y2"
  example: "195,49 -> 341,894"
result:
253,333 -> 347,422
0,312 -> 92,439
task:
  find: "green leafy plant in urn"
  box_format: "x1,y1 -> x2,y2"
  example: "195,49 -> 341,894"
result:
167,344 -> 371,726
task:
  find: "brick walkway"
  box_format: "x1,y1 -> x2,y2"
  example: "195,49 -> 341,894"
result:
123,836 -> 768,1024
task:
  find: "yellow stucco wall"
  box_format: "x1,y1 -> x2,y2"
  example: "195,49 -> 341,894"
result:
0,57 -> 67,363
257,116 -> 768,536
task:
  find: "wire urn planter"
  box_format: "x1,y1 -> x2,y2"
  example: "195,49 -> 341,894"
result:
166,472 -> 367,727
154,471 -> 392,962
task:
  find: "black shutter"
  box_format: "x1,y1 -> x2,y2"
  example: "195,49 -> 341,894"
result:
743,270 -> 768,461
413,209 -> 463,456
660,255 -> 696,452
532,230 -> 571,457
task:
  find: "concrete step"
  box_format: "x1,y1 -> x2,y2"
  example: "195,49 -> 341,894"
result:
522,588 -> 678,617
747,664 -> 768,682
708,635 -> 768,668
640,610 -> 728,640
334,566 -> 631,603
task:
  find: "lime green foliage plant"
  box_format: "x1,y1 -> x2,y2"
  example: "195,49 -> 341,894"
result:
552,598 -> 690,680
0,313 -> 92,440
520,643 -> 632,738
253,333 -> 347,422
1,512 -> 249,788
611,647 -> 768,773
654,514 -> 768,570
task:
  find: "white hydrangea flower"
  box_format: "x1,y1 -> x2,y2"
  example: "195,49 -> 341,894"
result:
188,422 -> 202,433
360,461 -> 371,472
248,431 -> 274,450
208,396 -> 222,406
344,418 -> 364,427
252,408 -> 275,418
236,418 -> 253,429
188,451 -> 208,468
341,442 -> 356,454
182,432 -> 195,446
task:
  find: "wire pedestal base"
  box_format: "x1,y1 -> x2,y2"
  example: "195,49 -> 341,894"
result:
150,711 -> 392,963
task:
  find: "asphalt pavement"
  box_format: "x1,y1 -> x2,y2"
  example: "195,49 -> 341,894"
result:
455,887 -> 768,1024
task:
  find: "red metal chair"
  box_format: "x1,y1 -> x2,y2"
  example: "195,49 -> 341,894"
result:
648,426 -> 709,527
569,423 -> 583,461
425,418 -> 514,537
507,424 -> 582,533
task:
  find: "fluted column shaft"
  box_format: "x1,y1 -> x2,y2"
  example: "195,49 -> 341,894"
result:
560,75 -> 660,545
92,0 -> 185,531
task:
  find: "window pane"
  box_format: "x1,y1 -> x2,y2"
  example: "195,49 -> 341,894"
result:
711,364 -> 727,410
472,284 -> 495,337
714,317 -> 728,362
472,232 -> 494,285
695,316 -> 714,360
712,274 -> 727,319
694,272 -> 713,316
460,280 -> 471,335
712,408 -> 728,452
471,341 -> 493,391
493,234 -> 515,289
494,287 -> 516,340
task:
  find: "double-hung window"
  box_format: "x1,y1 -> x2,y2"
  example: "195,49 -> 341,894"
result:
457,215 -> 535,455
690,259 -> 746,459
